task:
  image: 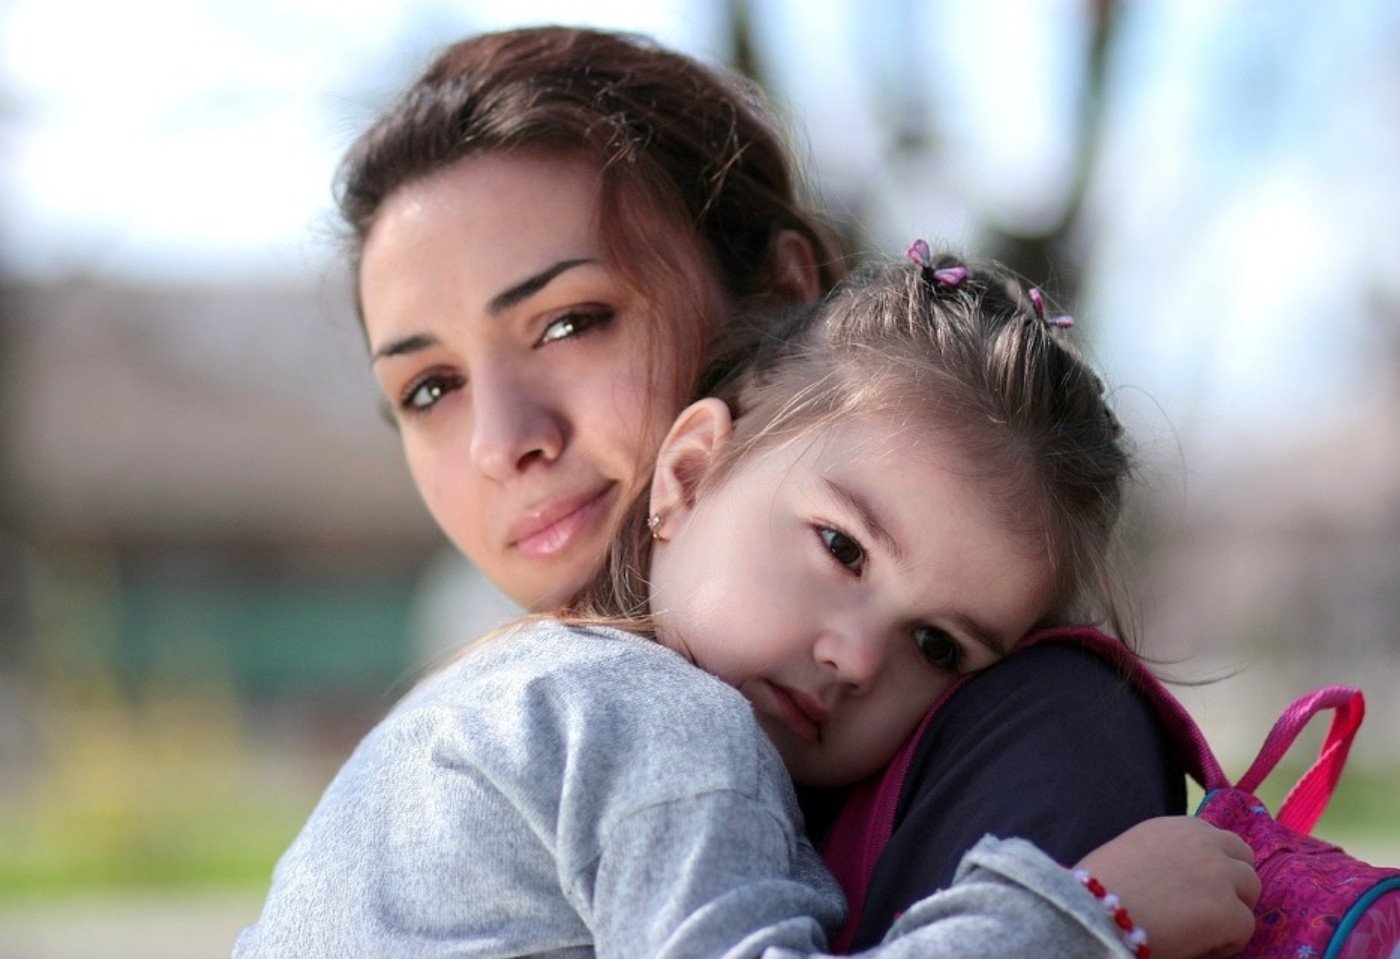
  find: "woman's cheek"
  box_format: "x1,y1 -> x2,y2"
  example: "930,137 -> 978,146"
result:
407,440 -> 475,539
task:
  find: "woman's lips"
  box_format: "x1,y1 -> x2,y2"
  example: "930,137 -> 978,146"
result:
765,682 -> 829,745
508,485 -> 615,559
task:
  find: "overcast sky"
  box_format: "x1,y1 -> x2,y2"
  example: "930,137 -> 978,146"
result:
0,0 -> 725,279
0,0 -> 1075,280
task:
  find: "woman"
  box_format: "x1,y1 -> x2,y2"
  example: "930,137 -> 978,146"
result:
337,26 -> 1184,949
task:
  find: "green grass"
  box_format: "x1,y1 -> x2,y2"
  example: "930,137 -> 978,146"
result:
0,691 -> 338,898
0,774 -> 318,896
0,649 -> 356,897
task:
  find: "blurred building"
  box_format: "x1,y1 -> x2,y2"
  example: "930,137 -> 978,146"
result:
1131,372 -> 1400,764
0,275 -> 444,749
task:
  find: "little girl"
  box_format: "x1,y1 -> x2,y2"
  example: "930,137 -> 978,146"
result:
235,248 -> 1257,958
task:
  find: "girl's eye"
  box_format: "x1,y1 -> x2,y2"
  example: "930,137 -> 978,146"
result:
818,526 -> 866,574
399,371 -> 466,414
913,626 -> 962,672
537,307 -> 615,346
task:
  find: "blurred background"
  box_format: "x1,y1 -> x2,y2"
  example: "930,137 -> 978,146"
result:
1,0 -> 1397,955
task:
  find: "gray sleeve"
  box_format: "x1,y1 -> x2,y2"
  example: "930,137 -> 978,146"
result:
853,836 -> 1134,959
584,789 -> 842,958
585,788 -> 1130,959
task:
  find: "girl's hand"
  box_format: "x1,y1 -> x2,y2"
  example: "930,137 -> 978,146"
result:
1074,816 -> 1260,959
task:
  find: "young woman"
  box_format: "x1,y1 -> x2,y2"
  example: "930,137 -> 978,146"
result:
338,26 -> 1185,944
237,252 -> 1258,958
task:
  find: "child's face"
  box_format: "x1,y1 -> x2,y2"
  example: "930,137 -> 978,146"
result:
649,415 -> 1058,787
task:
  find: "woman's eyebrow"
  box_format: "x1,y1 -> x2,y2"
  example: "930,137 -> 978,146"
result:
371,257 -> 599,363
372,333 -> 437,363
487,258 -> 596,315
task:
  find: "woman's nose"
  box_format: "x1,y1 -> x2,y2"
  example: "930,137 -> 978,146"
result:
468,370 -> 566,479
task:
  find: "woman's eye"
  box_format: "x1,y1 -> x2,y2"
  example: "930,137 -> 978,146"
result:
818,526 -> 866,574
400,372 -> 466,413
913,626 -> 962,672
537,307 -> 614,346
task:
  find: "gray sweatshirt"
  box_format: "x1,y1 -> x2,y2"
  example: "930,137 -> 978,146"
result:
235,621 -> 1133,958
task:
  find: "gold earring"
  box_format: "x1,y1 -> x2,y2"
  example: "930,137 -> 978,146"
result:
647,513 -> 667,542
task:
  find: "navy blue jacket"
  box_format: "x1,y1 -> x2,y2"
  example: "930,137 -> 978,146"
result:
847,641 -> 1186,949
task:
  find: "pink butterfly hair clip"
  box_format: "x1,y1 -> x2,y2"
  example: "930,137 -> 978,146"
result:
905,239 -> 967,289
1028,286 -> 1075,329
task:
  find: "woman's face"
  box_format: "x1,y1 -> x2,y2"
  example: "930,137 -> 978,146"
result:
361,152 -> 709,610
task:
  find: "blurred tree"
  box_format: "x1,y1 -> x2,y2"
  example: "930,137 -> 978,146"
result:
0,282 -> 29,676
982,0 -> 1120,308
726,0 -> 761,86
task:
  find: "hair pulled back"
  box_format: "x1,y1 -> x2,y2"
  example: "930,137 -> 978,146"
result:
337,26 -> 842,399
571,249 -> 1135,643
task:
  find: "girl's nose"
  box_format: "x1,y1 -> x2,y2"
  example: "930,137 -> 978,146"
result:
813,622 -> 887,693
468,370 -> 566,480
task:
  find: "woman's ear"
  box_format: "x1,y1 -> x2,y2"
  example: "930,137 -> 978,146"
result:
771,229 -> 821,304
649,398 -> 734,527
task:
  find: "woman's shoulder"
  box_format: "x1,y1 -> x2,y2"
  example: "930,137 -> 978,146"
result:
944,639 -> 1159,720
427,618 -> 741,714
404,618 -> 778,797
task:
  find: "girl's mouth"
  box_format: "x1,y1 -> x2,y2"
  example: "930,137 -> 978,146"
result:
766,682 -> 828,744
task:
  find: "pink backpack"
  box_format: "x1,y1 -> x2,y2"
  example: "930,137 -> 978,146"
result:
821,626 -> 1400,957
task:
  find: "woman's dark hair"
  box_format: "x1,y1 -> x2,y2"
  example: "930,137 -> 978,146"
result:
337,26 -> 844,407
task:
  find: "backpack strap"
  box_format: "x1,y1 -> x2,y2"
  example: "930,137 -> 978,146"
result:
1233,685 -> 1364,833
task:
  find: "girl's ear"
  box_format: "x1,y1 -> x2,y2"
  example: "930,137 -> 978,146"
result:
649,398 -> 734,524
771,229 -> 820,304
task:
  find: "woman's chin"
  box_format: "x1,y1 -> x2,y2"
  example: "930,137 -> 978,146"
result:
501,558 -> 597,613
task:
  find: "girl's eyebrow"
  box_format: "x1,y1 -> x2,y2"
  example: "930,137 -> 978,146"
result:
823,477 -> 1006,656
822,478 -> 905,566
948,612 -> 1008,657
487,257 -> 596,315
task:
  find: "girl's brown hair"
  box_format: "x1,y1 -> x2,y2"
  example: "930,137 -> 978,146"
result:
568,250 -> 1135,644
337,25 -> 843,409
